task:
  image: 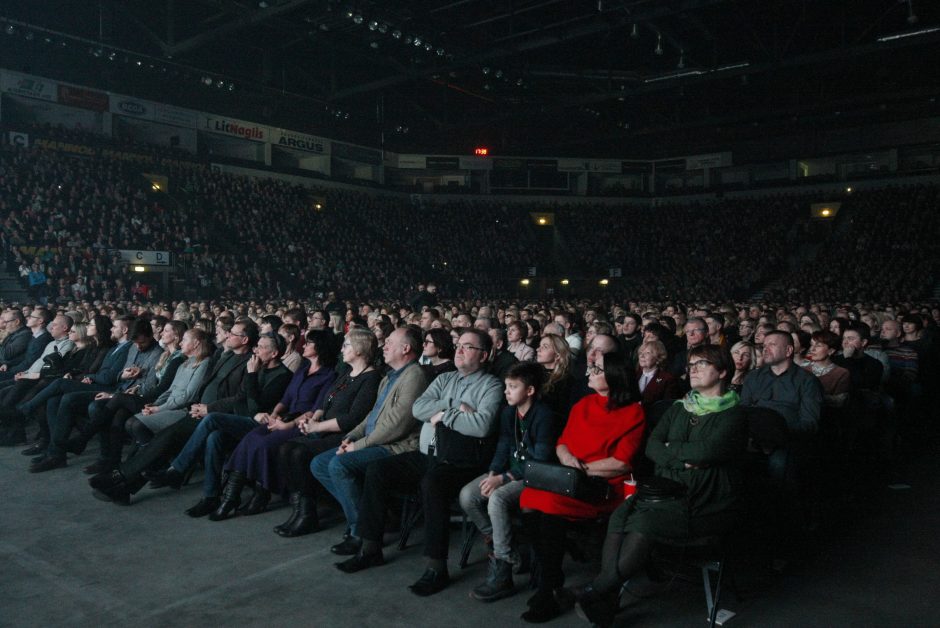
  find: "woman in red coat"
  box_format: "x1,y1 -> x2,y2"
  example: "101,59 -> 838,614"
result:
519,351 -> 645,623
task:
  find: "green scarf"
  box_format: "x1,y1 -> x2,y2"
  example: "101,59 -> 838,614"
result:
681,389 -> 739,416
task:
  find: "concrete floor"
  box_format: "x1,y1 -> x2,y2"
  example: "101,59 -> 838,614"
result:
2,437 -> 939,628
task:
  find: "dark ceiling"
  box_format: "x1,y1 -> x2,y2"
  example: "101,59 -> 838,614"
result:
2,0 -> 940,158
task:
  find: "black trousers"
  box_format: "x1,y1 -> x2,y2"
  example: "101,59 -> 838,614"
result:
278,434 -> 343,495
357,450 -> 483,560
121,417 -> 198,481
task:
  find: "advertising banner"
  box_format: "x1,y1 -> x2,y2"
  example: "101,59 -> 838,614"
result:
110,95 -> 156,120
396,155 -> 427,169
271,128 -> 330,155
155,103 -> 198,128
685,152 -> 732,170
200,115 -> 269,142
0,72 -> 57,102
57,85 -> 109,111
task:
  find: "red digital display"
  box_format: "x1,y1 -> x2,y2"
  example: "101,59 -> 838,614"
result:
474,147 -> 489,156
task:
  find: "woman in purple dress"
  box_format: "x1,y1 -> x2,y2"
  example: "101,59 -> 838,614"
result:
210,329 -> 338,521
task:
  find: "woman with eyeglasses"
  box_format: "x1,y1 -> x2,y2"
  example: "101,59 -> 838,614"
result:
421,328 -> 457,381
209,329 -> 339,521
272,328 -> 381,536
519,351 -> 645,623
575,345 -> 747,627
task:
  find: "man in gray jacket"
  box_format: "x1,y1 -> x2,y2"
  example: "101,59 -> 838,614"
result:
313,326 -> 430,553
336,329 -> 503,598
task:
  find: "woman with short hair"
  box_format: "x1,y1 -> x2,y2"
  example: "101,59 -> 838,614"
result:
575,345 -> 747,627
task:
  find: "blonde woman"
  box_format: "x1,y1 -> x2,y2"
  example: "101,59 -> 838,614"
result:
536,334 -> 575,430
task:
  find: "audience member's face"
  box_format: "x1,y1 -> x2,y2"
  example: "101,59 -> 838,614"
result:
180,331 -> 199,357
842,330 -> 865,354
880,320 -> 900,341
762,334 -> 792,367
48,316 -> 70,339
455,314 -> 472,329
254,337 -> 278,363
341,337 -> 359,364
307,312 -> 326,329
587,336 -> 616,367
637,345 -> 658,371
422,335 -> 439,359
215,326 -> 230,345
586,355 -> 608,395
302,336 -> 319,359
622,317 -> 638,336
731,347 -> 751,371
536,337 -> 558,367
585,326 -> 597,346
420,311 -> 434,330
684,322 -> 707,348
504,378 -> 530,408
160,325 -> 179,347
383,329 -> 407,369
807,338 -> 833,363
689,357 -> 723,393
754,326 -> 767,344
507,325 -> 523,344
706,318 -> 722,337
454,333 -> 485,374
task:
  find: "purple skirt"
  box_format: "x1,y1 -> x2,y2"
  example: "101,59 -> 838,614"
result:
225,425 -> 301,493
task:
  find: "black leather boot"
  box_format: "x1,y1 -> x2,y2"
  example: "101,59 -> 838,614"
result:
209,470 -> 246,521
274,491 -> 302,535
280,495 -> 319,537
237,485 -> 271,516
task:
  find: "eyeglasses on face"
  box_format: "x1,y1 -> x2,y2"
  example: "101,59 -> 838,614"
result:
586,364 -> 605,375
687,359 -> 714,371
455,343 -> 482,352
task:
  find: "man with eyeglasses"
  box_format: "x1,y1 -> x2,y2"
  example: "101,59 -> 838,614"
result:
0,313 -> 74,445
0,309 -> 31,371
336,329 -> 503,598
667,317 -> 710,384
0,308 -> 53,382
91,321 -> 259,502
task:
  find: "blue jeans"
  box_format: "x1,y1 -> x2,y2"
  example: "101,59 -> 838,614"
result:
311,445 -> 391,536
171,412 -> 258,497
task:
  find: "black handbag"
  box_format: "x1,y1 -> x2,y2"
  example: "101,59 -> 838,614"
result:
433,423 -> 495,468
39,350 -> 67,379
523,460 -> 612,501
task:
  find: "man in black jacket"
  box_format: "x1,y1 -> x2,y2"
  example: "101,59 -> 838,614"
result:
91,320 -> 259,504
0,309 -> 31,368
0,308 -> 53,382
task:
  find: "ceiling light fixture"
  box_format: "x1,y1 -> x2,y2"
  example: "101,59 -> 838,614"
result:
877,26 -> 939,41
655,33 -> 663,55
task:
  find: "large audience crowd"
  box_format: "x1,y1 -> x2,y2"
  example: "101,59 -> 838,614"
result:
3,129 -> 937,307
0,128 -> 939,625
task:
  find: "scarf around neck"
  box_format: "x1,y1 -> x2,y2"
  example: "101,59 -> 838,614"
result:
681,389 -> 739,416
